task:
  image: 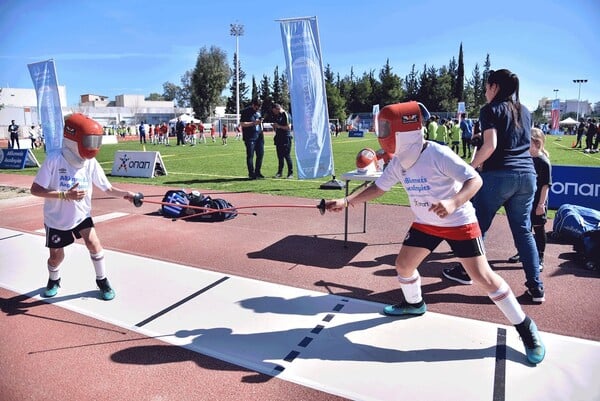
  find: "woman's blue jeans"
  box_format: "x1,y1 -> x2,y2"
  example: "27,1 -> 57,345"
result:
473,170 -> 543,289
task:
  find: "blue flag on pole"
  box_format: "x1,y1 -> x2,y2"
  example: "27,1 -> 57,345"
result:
28,59 -> 63,155
279,17 -> 333,179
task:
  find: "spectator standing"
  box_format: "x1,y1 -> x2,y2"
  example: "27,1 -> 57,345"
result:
434,118 -> 448,145
449,119 -> 461,154
426,115 -> 438,141
573,119 -> 585,148
198,122 -> 207,144
235,124 -> 242,140
584,118 -> 597,153
507,128 -> 552,271
185,122 -> 196,146
138,122 -> 147,144
240,99 -> 265,179
210,125 -> 216,142
175,118 -> 185,146
8,120 -> 20,149
222,124 -> 228,145
148,124 -> 154,144
28,125 -> 38,148
442,69 -> 545,303
459,113 -> 473,158
271,103 -> 294,179
162,123 -> 170,146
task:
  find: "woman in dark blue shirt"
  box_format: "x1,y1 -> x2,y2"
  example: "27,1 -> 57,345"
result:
443,69 -> 545,303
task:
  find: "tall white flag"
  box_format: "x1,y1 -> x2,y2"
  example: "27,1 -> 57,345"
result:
279,17 -> 333,179
28,59 -> 63,155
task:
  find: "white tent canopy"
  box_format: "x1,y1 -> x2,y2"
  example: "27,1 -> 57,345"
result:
559,117 -> 579,126
169,114 -> 201,124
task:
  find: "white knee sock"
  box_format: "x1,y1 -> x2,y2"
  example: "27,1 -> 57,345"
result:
398,271 -> 422,304
48,264 -> 60,280
488,281 -> 526,325
90,251 -> 106,280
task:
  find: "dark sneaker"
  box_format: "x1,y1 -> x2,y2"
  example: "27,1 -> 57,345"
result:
274,173 -> 282,178
508,253 -> 520,263
287,173 -> 294,179
515,316 -> 546,364
383,300 -> 427,316
96,278 -> 115,301
255,173 -> 265,179
442,264 -> 473,285
44,278 -> 61,298
527,286 -> 545,303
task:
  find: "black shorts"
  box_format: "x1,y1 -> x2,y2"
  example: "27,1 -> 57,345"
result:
45,217 -> 94,249
402,226 -> 485,258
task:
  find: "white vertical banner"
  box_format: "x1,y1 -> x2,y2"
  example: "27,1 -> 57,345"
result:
372,104 -> 380,136
279,16 -> 333,179
28,59 -> 63,156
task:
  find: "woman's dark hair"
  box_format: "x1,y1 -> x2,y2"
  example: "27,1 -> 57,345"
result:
487,69 -> 522,128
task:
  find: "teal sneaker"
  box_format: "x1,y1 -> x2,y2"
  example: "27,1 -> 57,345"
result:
383,300 -> 427,316
43,278 -> 61,298
96,278 -> 115,301
515,316 -> 546,364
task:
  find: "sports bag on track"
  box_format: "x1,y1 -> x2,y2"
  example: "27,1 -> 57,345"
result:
161,190 -> 190,218
189,197 -> 237,222
552,204 -> 600,242
161,190 -> 237,222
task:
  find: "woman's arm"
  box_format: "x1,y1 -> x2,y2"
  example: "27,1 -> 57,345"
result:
470,128 -> 497,169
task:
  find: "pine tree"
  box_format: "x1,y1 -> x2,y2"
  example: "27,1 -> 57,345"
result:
454,43 -> 465,101
225,53 -> 249,114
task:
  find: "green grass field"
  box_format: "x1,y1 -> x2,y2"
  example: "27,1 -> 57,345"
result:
7,132 -> 600,213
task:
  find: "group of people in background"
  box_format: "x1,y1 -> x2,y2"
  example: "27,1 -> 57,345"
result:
133,120 -> 241,147
426,114 -> 477,160
573,118 -> 599,153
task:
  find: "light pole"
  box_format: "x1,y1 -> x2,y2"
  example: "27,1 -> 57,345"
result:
552,89 -> 559,134
230,23 -> 244,129
573,79 -> 587,122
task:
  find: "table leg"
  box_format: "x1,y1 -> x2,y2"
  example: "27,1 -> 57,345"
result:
363,200 -> 367,233
344,180 -> 349,247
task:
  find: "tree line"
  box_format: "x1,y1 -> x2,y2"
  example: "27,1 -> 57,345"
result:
151,43 -> 499,123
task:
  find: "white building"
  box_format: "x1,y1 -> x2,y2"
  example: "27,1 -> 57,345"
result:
0,86 -> 193,140
537,97 -> 592,119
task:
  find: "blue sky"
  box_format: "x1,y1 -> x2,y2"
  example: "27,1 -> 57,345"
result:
1,0 -> 598,112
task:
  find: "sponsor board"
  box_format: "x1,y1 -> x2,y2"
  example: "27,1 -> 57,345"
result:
549,165 -> 599,210
0,149 -> 40,169
111,151 -> 167,178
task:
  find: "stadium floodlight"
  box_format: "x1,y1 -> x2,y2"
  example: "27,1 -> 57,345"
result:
230,23 -> 244,128
572,79 -> 588,122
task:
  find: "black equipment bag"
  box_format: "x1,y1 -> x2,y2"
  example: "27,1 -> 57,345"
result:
190,197 -> 237,222
161,189 -> 237,222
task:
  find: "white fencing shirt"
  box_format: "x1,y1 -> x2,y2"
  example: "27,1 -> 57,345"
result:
34,152 -> 112,230
375,141 -> 479,227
